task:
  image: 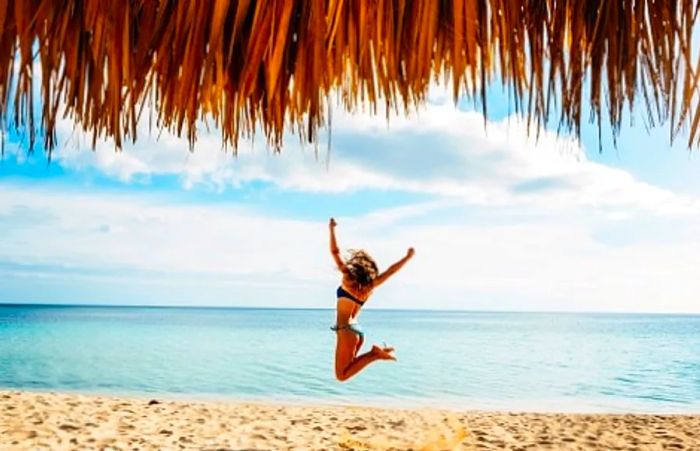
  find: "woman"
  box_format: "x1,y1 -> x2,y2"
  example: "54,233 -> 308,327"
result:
329,217 -> 415,381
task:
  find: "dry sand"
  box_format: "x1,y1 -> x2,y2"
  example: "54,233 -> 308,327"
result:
1,390 -> 698,450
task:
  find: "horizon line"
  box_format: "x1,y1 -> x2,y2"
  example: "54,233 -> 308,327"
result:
1,301 -> 699,316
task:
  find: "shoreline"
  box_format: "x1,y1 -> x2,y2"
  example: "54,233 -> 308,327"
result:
2,387 -> 698,416
2,390 -> 699,450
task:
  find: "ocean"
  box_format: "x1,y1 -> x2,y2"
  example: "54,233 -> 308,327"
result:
0,305 -> 698,413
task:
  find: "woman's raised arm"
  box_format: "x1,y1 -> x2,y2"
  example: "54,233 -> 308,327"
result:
329,218 -> 347,273
373,248 -> 415,287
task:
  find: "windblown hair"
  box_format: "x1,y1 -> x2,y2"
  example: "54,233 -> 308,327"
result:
344,250 -> 379,290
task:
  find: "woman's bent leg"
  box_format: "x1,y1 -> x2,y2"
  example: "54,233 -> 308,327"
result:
335,330 -> 360,380
336,349 -> 382,381
335,331 -> 393,381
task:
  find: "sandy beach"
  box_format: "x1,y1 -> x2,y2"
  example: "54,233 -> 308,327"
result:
0,391 -> 697,450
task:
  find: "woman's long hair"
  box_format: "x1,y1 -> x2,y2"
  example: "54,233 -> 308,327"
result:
344,250 -> 379,290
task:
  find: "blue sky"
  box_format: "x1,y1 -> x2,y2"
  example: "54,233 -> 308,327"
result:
2,82 -> 700,313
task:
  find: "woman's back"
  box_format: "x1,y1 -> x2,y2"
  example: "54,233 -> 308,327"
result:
335,279 -> 372,325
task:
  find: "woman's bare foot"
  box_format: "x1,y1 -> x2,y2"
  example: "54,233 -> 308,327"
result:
371,344 -> 396,361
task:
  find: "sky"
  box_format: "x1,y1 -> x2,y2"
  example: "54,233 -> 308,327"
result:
2,80 -> 700,313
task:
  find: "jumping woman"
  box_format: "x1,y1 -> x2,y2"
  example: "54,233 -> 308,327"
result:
329,217 -> 415,381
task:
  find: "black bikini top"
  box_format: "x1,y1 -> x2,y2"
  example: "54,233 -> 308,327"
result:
337,286 -> 365,306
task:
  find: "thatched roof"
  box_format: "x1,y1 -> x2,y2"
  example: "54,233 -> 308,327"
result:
1,1 -> 699,155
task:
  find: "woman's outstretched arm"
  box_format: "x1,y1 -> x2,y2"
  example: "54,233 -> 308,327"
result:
329,218 -> 347,273
374,248 -> 415,287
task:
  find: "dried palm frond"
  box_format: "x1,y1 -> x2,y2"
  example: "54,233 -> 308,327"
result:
0,0 -> 699,156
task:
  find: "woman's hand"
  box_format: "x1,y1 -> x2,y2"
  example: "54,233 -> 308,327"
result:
329,217 -> 337,228
406,247 -> 415,258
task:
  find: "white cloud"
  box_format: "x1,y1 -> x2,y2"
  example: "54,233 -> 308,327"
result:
0,186 -> 323,279
4,92 -> 700,312
1,182 -> 700,312
52,100 -> 699,218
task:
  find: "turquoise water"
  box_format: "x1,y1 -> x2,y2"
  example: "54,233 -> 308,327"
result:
0,305 -> 699,413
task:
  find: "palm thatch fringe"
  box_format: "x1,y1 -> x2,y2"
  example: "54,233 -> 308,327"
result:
0,0 -> 699,155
